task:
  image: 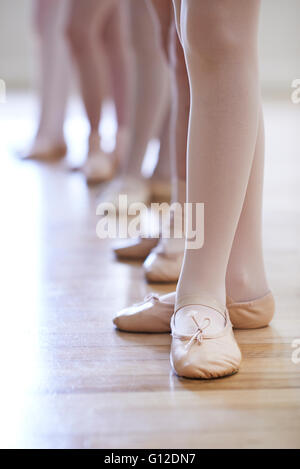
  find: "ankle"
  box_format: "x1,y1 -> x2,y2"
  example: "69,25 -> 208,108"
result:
176,279 -> 226,310
115,127 -> 130,161
88,131 -> 101,154
34,133 -> 65,148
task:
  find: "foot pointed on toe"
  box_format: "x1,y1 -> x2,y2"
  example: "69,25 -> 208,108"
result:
170,295 -> 242,380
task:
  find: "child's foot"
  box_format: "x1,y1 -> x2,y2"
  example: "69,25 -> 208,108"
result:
21,137 -> 67,162
171,296 -> 241,379
82,131 -> 116,184
97,176 -> 151,212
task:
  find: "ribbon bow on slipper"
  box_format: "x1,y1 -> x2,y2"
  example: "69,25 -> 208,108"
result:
172,315 -> 211,349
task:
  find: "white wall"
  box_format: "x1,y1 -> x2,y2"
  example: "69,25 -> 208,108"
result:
0,0 -> 34,88
259,0 -> 300,92
0,0 -> 299,91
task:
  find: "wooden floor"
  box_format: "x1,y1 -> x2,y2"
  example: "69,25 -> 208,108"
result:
0,94 -> 299,449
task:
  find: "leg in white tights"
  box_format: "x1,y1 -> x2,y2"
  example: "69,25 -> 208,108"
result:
125,0 -> 171,178
67,0 -> 117,159
142,3 -> 189,281
169,22 -> 189,207
103,1 -> 134,164
155,108 -> 269,303
28,0 -> 71,158
150,0 -> 172,195
174,0 -> 262,333
148,0 -> 188,207
146,1 -> 188,209
100,0 -> 171,205
67,0 -> 134,183
226,108 -> 269,302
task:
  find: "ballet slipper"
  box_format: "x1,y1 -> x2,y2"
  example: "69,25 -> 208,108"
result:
98,176 -> 151,213
143,239 -> 184,283
112,291 -> 275,333
82,151 -> 116,185
113,293 -> 174,333
150,180 -> 172,203
22,141 -> 67,162
113,292 -> 174,332
170,294 -> 242,379
226,291 -> 275,329
113,237 -> 158,260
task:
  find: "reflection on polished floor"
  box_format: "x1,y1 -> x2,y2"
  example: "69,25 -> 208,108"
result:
0,93 -> 299,449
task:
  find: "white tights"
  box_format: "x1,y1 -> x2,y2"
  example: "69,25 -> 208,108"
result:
125,0 -> 171,178
33,0 -> 71,145
172,0 -> 269,321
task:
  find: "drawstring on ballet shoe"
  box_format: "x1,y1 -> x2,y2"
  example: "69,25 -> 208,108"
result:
133,293 -> 160,307
185,316 -> 211,349
172,315 -> 211,349
144,293 -> 160,302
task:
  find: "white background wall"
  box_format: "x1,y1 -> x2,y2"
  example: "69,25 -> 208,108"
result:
0,0 -> 35,88
0,0 -> 299,92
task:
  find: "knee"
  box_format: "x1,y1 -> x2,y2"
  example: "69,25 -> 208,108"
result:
65,20 -> 93,57
103,24 -> 131,58
181,6 -> 245,66
158,22 -> 172,61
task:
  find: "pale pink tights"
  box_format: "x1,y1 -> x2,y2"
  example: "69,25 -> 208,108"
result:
33,0 -> 72,145
172,0 -> 269,307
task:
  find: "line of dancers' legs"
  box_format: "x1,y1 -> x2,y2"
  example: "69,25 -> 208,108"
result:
114,0 -> 275,380
27,0 -> 274,380
26,0 -> 171,193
